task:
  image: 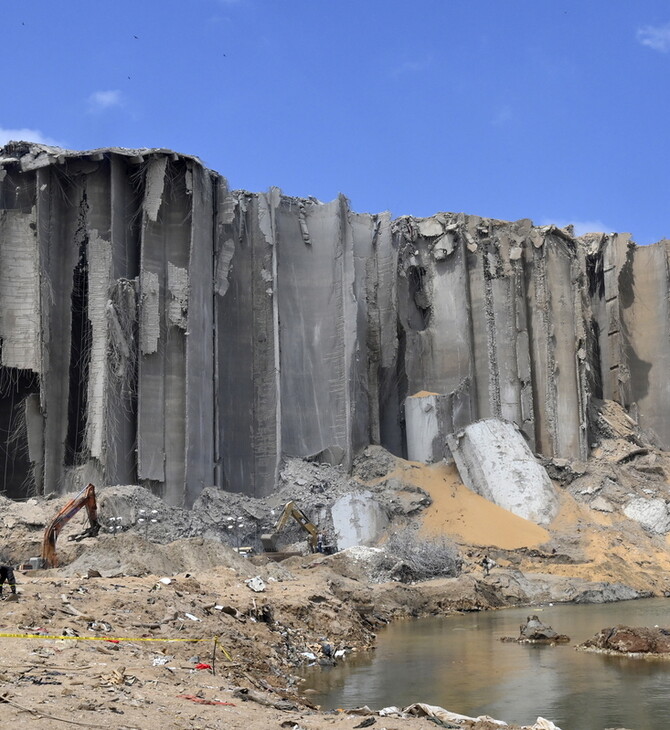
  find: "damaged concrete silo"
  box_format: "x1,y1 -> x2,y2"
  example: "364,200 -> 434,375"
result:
0,142 -> 669,506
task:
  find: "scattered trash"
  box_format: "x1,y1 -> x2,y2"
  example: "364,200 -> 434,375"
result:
379,707 -> 403,717
300,651 -> 317,661
194,662 -> 212,670
18,673 -> 63,686
158,577 -> 173,585
100,667 -> 136,687
214,604 -> 243,619
87,621 -> 112,633
177,694 -> 235,706
152,656 -> 173,666
404,702 -> 508,727
245,576 -> 266,592
353,719 -> 376,728
232,687 -> 298,711
184,612 -> 200,622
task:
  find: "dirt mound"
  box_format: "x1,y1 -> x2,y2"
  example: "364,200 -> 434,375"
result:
392,461 -> 551,550
63,534 -> 256,577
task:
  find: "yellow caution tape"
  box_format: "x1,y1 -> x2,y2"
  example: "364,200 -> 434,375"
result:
0,631 -> 220,646
214,635 -> 233,662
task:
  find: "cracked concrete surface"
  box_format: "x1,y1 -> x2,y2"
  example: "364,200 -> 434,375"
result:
0,141 -> 668,506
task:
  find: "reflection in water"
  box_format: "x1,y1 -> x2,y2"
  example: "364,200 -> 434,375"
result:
301,598 -> 670,730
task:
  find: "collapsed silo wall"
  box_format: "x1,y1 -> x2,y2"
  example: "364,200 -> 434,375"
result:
0,142 -> 668,505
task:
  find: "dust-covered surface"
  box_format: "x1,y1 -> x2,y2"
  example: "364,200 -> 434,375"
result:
2,424 -> 670,728
0,452 -> 435,568
0,539 -> 565,730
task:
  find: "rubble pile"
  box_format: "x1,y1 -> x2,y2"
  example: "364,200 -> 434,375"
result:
1,447 -> 440,570
556,400 -> 670,536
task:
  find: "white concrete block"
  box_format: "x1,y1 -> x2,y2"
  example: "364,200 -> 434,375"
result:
623,497 -> 670,534
331,490 -> 389,549
447,418 -> 558,525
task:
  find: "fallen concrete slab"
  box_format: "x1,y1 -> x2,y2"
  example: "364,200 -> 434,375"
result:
623,497 -> 670,534
446,418 -> 558,525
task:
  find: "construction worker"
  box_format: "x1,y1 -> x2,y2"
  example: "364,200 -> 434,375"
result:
0,563 -> 17,598
481,555 -> 496,577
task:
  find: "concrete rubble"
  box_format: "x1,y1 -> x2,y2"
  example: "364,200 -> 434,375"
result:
0,451 -> 435,567
622,497 -> 670,534
0,141 -> 669,512
447,419 -> 558,525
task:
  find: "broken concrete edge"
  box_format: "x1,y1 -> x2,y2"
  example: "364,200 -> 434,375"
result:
1,141 -> 650,244
1,140 -> 669,510
0,141 -> 206,174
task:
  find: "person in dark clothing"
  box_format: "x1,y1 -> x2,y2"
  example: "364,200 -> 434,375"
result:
481,555 -> 496,577
0,564 -> 17,597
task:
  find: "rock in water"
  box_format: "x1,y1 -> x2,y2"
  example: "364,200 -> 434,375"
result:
580,625 -> 670,654
501,615 -> 570,644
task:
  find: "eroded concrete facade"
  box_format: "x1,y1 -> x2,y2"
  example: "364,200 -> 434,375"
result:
0,142 -> 668,505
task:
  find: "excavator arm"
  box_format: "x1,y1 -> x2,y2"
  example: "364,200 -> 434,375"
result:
41,483 -> 101,568
261,501 -> 319,553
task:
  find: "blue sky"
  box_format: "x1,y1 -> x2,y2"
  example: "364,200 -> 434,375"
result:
2,0 -> 669,243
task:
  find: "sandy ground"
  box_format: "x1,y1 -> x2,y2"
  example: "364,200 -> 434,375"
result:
393,459 -> 670,596
2,437 -> 670,729
0,555 -> 550,730
402,461 -> 550,549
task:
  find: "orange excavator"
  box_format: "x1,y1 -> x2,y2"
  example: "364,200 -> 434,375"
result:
41,483 -> 101,568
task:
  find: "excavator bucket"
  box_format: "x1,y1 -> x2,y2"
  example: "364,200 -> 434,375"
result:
260,533 -> 278,552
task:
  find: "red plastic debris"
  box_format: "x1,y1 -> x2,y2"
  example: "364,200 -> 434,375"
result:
177,694 -> 234,706
194,662 -> 212,670
105,639 -> 120,644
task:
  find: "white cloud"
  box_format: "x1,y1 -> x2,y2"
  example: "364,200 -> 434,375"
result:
539,218 -> 612,236
88,90 -> 123,112
637,23 -> 670,52
0,127 -> 63,147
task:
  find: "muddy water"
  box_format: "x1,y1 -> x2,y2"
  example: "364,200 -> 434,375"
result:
302,598 -> 670,730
